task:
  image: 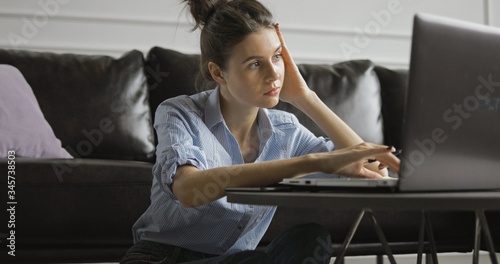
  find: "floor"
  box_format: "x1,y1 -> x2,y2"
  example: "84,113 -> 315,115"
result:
336,251 -> 500,263
89,251 -> 500,264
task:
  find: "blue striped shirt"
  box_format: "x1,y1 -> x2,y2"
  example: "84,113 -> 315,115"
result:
132,87 -> 334,255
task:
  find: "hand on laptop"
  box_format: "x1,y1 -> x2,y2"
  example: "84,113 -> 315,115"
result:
325,143 -> 400,179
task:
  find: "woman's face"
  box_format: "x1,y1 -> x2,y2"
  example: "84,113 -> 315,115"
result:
218,27 -> 284,109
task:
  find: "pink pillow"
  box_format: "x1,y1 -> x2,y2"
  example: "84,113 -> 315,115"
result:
0,64 -> 72,158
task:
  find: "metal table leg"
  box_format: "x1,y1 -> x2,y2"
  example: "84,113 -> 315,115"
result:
334,210 -> 366,264
367,210 -> 397,264
473,216 -> 481,264
334,210 -> 400,264
417,211 -> 426,264
424,212 -> 439,264
475,210 -> 498,264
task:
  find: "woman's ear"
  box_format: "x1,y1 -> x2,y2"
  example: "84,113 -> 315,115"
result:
208,62 -> 226,85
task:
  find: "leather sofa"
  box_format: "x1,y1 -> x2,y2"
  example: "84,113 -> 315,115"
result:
0,47 -> 496,263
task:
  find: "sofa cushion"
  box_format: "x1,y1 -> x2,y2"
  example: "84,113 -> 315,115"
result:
275,60 -> 385,144
0,49 -> 155,161
375,66 -> 409,149
146,47 -> 201,123
0,64 -> 72,158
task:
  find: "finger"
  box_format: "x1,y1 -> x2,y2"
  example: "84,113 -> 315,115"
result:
375,153 -> 401,173
364,146 -> 400,172
274,23 -> 286,47
378,163 -> 389,170
274,23 -> 295,64
359,168 -> 385,179
352,144 -> 393,162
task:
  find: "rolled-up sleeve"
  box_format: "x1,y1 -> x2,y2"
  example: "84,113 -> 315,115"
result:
153,100 -> 208,193
159,143 -> 207,188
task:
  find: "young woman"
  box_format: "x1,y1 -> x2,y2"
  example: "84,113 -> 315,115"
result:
121,0 -> 400,263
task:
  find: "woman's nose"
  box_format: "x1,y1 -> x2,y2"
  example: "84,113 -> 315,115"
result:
266,63 -> 281,83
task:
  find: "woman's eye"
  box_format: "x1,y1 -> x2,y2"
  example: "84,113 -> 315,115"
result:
273,54 -> 282,61
249,61 -> 260,69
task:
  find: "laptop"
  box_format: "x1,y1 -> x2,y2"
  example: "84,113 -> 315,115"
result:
281,13 -> 500,192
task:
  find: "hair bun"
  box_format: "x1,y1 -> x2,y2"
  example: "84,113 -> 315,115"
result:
184,0 -> 229,29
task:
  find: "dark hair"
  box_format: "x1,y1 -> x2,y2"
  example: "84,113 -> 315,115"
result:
183,0 -> 274,91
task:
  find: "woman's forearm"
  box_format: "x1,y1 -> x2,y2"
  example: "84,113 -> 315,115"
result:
290,91 -> 390,175
172,154 -> 317,207
172,142 -> 394,207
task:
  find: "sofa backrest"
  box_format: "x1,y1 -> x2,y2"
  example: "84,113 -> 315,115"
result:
0,49 -> 156,161
0,47 -> 408,162
146,46 -> 409,148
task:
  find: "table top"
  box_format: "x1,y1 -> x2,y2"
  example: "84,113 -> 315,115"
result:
226,189 -> 500,211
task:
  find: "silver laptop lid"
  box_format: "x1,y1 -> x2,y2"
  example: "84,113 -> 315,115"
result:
399,13 -> 500,191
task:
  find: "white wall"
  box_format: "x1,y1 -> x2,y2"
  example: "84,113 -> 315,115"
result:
0,0 -> 499,69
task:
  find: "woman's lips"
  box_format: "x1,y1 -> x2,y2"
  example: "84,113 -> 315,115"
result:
264,87 -> 281,96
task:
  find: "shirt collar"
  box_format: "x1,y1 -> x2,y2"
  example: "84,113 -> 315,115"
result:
205,86 -> 224,130
257,108 -> 274,143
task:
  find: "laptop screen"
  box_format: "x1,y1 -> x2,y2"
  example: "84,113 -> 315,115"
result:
398,13 -> 500,191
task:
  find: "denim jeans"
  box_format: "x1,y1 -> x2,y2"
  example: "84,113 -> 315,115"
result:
121,223 -> 332,264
